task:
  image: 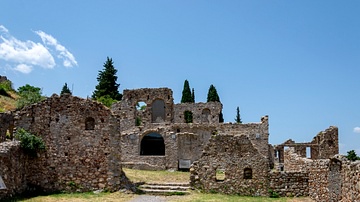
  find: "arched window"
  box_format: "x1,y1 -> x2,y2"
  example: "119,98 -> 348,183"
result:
85,117 -> 95,130
244,168 -> 252,179
140,133 -> 165,156
201,108 -> 210,123
152,99 -> 165,123
184,110 -> 193,123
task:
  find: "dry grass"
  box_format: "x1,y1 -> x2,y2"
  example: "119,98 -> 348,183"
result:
0,92 -> 17,112
123,167 -> 190,183
19,192 -> 135,202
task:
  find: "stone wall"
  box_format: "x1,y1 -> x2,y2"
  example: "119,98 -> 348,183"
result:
0,112 -> 14,142
283,148 -> 312,172
173,102 -> 222,124
12,94 -> 123,193
308,159 -> 330,201
269,171 -> 309,197
0,141 -> 27,200
340,158 -> 360,202
190,134 -> 269,196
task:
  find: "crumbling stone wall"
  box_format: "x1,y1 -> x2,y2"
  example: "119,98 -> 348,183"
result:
340,157 -> 360,202
269,171 -> 309,197
13,94 -> 123,193
190,134 -> 269,196
112,88 -> 174,131
173,102 -> 222,124
121,123 -> 215,170
0,141 -> 27,200
283,148 -> 312,172
0,112 -> 14,142
308,159 -> 330,201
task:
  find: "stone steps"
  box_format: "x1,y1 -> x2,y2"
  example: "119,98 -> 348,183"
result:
138,182 -> 191,195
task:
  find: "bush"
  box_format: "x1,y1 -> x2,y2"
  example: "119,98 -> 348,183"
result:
268,189 -> 280,198
15,128 -> 46,157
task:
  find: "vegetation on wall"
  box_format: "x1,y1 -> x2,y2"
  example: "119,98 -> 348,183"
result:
92,57 -> 122,107
14,128 -> 46,157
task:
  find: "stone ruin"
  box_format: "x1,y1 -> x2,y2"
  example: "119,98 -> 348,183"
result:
0,87 -> 359,201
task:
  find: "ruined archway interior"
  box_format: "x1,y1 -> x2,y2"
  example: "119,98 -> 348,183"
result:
140,133 -> 165,155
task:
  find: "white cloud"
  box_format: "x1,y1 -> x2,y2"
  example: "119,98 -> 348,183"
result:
35,30 -> 77,67
353,127 -> 360,133
14,64 -> 32,74
0,25 -> 77,74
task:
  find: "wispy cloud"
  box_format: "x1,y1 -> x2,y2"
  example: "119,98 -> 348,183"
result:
0,25 -> 77,74
353,127 -> 360,133
35,31 -> 77,67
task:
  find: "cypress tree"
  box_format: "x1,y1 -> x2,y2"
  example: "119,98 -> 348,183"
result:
191,88 -> 195,103
181,80 -> 193,103
235,106 -> 242,123
92,57 -> 122,101
207,84 -> 220,102
60,83 -> 72,95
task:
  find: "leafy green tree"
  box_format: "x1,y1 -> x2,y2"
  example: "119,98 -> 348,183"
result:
15,128 -> 45,157
207,84 -> 220,102
235,106 -> 242,123
346,150 -> 360,161
181,80 -> 193,103
60,83 -> 72,95
92,57 -> 122,102
16,84 -> 44,109
96,95 -> 116,108
207,84 -> 223,122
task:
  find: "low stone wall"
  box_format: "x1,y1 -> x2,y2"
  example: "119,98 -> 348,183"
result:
269,171 -> 309,197
341,159 -> 360,202
0,141 -> 27,200
190,134 -> 269,196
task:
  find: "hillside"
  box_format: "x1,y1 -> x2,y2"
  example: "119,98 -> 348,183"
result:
0,78 -> 18,112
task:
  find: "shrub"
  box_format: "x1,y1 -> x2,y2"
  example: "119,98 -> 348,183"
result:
268,189 -> 280,198
15,128 -> 46,156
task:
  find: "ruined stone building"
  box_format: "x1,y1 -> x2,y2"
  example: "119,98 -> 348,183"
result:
0,87 -> 359,201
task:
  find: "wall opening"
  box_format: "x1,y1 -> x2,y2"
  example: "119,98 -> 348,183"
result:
244,168 -> 253,179
136,101 -> 146,111
140,133 -> 165,156
184,110 -> 193,123
215,168 -> 225,181
152,99 -> 165,123
201,108 -> 210,123
306,147 -> 311,158
85,117 -> 95,130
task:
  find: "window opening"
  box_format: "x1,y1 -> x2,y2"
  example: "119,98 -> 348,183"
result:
85,117 -> 95,130
152,99 -> 165,123
184,110 -> 193,123
215,168 -> 225,181
244,168 -> 252,179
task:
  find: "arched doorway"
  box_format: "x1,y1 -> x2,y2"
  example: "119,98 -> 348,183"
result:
140,133 -> 165,155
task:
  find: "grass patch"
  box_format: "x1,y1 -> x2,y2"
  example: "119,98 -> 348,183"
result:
18,192 -> 135,202
123,168 -> 190,183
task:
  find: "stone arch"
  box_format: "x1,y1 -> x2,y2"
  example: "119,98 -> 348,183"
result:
243,167 -> 252,179
201,108 -> 210,123
85,117 -> 95,130
151,99 -> 165,123
140,132 -> 165,156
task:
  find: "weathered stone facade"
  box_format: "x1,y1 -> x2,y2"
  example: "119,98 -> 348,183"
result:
0,86 -> 359,201
190,134 -> 269,196
0,94 -> 126,199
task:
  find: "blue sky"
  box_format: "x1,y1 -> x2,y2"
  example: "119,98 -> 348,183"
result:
1,1 -> 359,154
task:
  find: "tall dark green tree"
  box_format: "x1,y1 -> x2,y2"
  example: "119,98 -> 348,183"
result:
92,57 -> 122,101
207,84 -> 223,122
191,88 -> 195,103
181,80 -> 193,103
207,84 -> 220,102
60,83 -> 72,95
235,106 -> 242,123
